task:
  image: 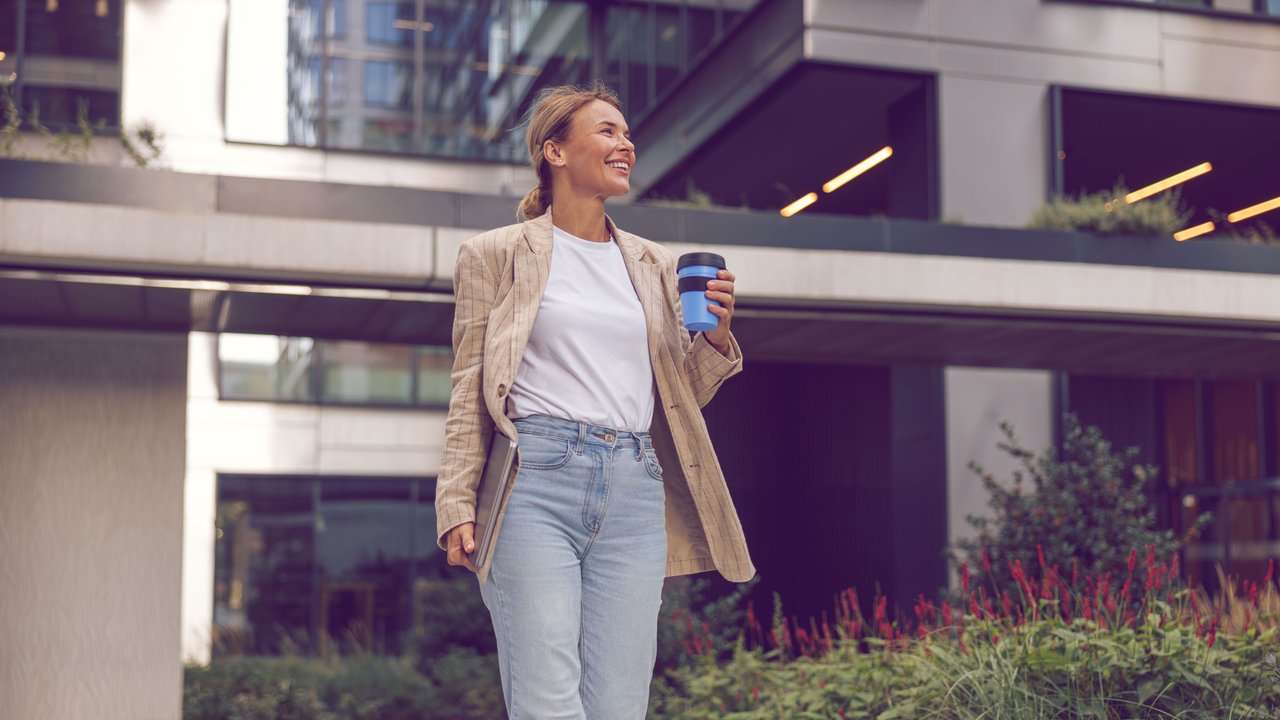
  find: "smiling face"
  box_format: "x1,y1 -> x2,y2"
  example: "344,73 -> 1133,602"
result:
544,99 -> 636,202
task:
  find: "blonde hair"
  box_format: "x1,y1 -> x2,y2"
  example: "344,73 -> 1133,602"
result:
517,82 -> 622,221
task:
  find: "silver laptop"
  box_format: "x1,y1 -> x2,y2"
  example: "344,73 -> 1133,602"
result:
470,431 -> 518,570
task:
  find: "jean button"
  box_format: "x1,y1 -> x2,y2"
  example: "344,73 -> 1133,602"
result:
604,433 -> 615,442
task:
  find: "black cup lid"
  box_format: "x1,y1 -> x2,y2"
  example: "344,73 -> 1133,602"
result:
677,252 -> 726,270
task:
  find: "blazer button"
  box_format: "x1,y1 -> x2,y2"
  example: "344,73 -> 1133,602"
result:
497,383 -> 507,397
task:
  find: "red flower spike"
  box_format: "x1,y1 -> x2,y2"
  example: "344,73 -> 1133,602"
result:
1037,544 -> 1047,573
1127,548 -> 1137,575
982,548 -> 992,576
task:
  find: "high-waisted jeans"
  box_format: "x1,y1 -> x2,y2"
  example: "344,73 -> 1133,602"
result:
478,414 -> 668,720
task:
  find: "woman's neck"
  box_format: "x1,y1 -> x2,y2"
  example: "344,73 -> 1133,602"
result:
549,197 -> 609,243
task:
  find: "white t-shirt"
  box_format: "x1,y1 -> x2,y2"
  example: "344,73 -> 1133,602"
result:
508,225 -> 656,432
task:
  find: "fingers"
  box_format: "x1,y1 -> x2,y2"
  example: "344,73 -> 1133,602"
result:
458,523 -> 476,553
704,279 -> 734,296
446,523 -> 478,572
717,269 -> 736,283
704,290 -> 735,308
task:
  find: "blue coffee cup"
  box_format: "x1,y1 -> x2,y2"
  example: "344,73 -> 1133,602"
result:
677,252 -> 727,332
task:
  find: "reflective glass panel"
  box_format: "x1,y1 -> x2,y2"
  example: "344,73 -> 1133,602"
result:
214,476 -> 316,656
20,85 -> 118,128
23,0 -> 120,60
416,346 -> 452,405
320,340 -> 413,404
317,477 -> 413,654
366,1 -> 414,47
219,334 -> 316,402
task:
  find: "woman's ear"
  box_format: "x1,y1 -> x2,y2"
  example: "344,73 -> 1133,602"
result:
543,139 -> 566,168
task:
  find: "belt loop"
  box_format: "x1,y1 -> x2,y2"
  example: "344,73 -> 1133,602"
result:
575,421 -> 586,455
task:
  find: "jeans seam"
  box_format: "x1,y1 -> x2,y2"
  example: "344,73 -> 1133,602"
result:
580,451 -> 610,559
518,437 -> 573,470
491,571 -> 519,720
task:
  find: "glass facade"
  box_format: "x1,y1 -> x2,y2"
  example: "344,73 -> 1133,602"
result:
0,0 -> 122,129
1069,374 -> 1280,593
213,474 -> 443,656
286,0 -> 756,161
217,333 -> 452,408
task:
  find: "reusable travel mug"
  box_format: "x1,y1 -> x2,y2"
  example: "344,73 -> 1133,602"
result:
677,252 -> 727,332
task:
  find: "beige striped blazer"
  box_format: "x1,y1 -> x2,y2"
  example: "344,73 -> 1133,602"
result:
434,209 -> 755,584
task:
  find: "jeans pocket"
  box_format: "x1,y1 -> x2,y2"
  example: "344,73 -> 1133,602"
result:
516,432 -> 573,470
640,449 -> 664,482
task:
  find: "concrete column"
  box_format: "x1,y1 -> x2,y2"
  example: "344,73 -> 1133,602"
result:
0,327 -> 187,720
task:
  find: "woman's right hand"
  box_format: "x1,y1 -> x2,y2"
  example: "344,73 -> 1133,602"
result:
446,522 -> 479,573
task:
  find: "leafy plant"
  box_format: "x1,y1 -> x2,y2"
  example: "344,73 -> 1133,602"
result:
1029,183 -> 1190,237
948,413 -> 1212,607
0,85 -> 164,166
653,553 -> 1280,719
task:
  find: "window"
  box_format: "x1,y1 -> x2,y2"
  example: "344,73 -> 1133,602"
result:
282,0 -> 759,160
23,0 -> 120,60
321,340 -> 413,405
366,1 -> 414,47
1070,374 -> 1280,592
1057,0 -> 1280,19
2,0 -> 122,129
219,334 -> 316,402
214,475 -> 443,656
417,346 -> 452,405
363,59 -> 411,109
217,333 -> 453,408
309,0 -> 346,39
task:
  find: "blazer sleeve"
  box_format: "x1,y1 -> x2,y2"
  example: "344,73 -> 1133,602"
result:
668,253 -> 744,408
435,239 -> 498,551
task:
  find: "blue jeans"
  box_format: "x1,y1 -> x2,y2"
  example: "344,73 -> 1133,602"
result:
478,414 -> 668,720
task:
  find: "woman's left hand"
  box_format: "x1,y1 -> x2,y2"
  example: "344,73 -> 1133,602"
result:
704,269 -> 736,356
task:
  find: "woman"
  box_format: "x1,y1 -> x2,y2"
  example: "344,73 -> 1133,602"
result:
435,82 -> 754,719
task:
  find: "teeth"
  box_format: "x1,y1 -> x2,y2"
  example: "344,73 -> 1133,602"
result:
608,162 -> 628,170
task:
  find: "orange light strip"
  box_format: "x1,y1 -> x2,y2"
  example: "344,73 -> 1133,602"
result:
822,146 -> 893,194
1173,221 -> 1215,242
1227,195 -> 1280,223
780,192 -> 818,218
1124,162 -> 1212,204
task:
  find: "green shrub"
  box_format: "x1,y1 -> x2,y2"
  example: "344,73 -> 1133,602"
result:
1029,183 -> 1190,237
948,413 -> 1211,607
184,656 -> 447,720
653,572 -> 1280,719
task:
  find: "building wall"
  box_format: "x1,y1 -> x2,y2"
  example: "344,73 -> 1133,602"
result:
944,366 -> 1055,585
805,0 -> 1280,226
181,332 -> 448,663
0,327 -> 187,720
